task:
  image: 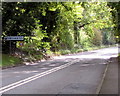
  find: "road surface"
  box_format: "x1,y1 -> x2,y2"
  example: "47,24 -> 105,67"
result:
0,47 -> 118,95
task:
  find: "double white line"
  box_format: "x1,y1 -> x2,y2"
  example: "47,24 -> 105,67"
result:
0,59 -> 79,94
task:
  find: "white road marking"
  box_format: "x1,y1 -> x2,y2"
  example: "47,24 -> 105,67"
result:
96,63 -> 109,94
0,59 -> 80,94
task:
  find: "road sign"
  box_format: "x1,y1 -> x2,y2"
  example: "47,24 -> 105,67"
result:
4,36 -> 24,41
19,41 -> 24,47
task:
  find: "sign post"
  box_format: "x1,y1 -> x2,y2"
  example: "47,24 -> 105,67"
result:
9,41 -> 11,54
4,36 -> 24,54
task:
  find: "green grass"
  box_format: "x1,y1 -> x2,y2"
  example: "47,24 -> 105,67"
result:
1,54 -> 22,68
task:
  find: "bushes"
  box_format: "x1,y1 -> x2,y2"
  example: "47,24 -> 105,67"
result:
92,28 -> 103,46
59,30 -> 74,50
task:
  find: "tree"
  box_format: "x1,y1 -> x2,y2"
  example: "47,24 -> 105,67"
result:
2,2 -> 115,54
107,2 -> 120,43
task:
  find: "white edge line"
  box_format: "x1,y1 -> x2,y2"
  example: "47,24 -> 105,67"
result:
95,61 -> 109,94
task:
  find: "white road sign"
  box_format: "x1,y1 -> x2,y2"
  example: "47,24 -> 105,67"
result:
4,36 -> 24,41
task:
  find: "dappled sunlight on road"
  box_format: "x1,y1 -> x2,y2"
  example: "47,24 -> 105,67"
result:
53,47 -> 118,60
13,71 -> 39,74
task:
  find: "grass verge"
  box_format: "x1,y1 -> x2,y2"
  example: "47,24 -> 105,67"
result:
1,44 -> 116,69
1,54 -> 22,68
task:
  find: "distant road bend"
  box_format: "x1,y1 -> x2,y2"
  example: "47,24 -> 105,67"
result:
1,47 -> 118,94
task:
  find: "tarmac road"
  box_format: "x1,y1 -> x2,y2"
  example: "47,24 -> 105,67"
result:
0,47 -> 118,94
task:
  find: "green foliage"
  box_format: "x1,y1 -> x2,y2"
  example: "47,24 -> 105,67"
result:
59,49 -> 71,55
92,28 -> 103,46
108,2 -> 120,43
2,2 -> 116,59
102,28 -> 116,45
